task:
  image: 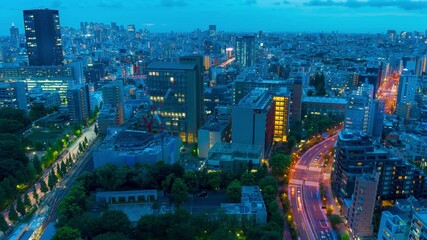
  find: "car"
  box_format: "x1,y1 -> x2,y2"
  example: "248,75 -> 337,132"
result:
197,191 -> 208,198
315,154 -> 321,160
297,187 -> 301,194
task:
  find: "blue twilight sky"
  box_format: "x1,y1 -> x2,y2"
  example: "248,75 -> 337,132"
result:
1,0 -> 427,35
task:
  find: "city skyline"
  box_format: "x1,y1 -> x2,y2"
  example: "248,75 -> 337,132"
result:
1,0 -> 427,35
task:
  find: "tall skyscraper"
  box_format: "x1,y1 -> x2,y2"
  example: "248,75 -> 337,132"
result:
9,22 -> 19,49
23,9 -> 63,66
344,95 -> 371,134
67,84 -> 90,123
235,35 -> 255,67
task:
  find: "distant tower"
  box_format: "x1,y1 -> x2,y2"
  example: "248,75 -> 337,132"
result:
9,22 -> 19,48
235,35 -> 255,67
209,25 -> 216,37
23,9 -> 63,66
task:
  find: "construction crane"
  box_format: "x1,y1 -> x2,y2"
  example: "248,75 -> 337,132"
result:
141,77 -> 174,133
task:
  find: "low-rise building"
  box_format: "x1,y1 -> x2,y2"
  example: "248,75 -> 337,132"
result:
206,142 -> 262,173
221,186 -> 267,225
93,129 -> 181,169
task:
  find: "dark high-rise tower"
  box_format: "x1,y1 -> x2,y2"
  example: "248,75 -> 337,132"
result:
9,22 -> 19,48
23,9 -> 63,66
236,35 -> 255,67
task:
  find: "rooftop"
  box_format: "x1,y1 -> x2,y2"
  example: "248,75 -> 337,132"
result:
303,96 -> 347,104
237,88 -> 272,109
147,62 -> 195,70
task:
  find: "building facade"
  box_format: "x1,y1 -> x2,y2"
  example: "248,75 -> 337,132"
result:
235,35 -> 255,67
67,84 -> 90,122
146,61 -> 202,143
378,211 -> 408,240
232,89 -> 275,157
0,82 -> 28,112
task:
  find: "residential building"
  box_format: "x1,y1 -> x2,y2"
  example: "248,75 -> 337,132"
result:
23,9 -> 63,66
409,211 -> 427,240
397,70 -> 417,105
67,84 -> 90,122
332,130 -> 427,203
347,173 -> 379,238
101,80 -> 124,127
378,211 -> 408,240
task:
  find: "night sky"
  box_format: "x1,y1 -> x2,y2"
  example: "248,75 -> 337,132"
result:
1,0 -> 427,35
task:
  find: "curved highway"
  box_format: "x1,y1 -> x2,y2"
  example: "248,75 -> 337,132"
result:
288,134 -> 338,240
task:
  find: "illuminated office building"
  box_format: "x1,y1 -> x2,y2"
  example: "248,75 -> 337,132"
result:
0,82 -> 28,112
9,22 -> 19,48
0,66 -> 76,103
23,9 -> 63,66
146,61 -> 202,143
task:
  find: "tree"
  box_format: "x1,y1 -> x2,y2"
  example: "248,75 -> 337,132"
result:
262,186 -> 278,204
0,213 -> 8,232
94,232 -> 130,240
100,210 -> 131,235
16,195 -> 26,216
56,165 -> 64,179
32,188 -> 39,203
8,205 -> 18,223
208,172 -> 221,190
48,170 -> 58,190
240,172 -> 255,186
52,226 -> 81,240
269,154 -> 291,178
259,176 -> 278,191
171,178 -> 188,206
78,142 -> 84,153
94,124 -> 99,135
342,232 -> 350,240
226,180 -> 241,203
162,174 -> 176,193
39,180 -> 48,193
61,161 -> 67,175
183,171 -> 199,193
23,193 -> 31,208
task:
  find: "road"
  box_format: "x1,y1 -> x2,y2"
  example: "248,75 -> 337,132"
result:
377,73 -> 399,114
39,138 -> 101,236
2,125 -> 97,237
288,134 -> 338,240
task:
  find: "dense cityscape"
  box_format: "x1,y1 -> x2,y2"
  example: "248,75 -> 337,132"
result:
0,3 -> 426,240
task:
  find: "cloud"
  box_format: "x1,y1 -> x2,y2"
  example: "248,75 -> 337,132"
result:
304,0 -> 427,10
97,0 -> 124,9
244,0 -> 257,5
160,0 -> 187,7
